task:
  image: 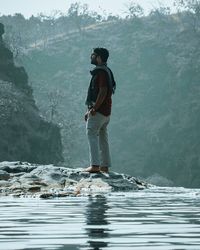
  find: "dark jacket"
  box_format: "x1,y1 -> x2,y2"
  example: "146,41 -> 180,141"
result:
85,64 -> 116,108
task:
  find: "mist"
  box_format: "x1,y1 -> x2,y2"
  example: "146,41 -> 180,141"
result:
0,0 -> 200,187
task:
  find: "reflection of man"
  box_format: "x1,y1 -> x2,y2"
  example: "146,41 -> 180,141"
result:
84,48 -> 116,174
85,196 -> 110,249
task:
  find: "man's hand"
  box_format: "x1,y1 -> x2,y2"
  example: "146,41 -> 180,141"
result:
84,108 -> 96,121
89,108 -> 96,116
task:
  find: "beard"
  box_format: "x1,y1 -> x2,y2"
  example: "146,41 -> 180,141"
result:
91,57 -> 97,65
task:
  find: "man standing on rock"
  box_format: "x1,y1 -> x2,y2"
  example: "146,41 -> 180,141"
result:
84,47 -> 116,173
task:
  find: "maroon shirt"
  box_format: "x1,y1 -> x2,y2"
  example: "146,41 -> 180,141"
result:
95,71 -> 112,116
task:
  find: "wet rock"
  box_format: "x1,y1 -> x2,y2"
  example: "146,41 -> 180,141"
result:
0,161 -> 150,198
40,193 -> 54,199
28,186 -> 41,192
0,161 -> 37,173
0,180 -> 10,187
0,170 -> 10,180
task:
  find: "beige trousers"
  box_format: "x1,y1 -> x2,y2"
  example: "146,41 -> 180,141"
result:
86,112 -> 111,167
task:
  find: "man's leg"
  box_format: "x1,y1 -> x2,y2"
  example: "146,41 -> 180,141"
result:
85,113 -> 104,172
99,116 -> 111,172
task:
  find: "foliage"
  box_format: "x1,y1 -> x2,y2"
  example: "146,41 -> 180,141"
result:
0,24 -> 63,164
125,2 -> 144,18
1,1 -> 200,186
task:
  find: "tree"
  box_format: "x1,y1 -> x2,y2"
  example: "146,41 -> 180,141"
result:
174,0 -> 200,33
125,2 -> 144,19
46,89 -> 62,123
2,14 -> 27,58
67,3 -> 91,33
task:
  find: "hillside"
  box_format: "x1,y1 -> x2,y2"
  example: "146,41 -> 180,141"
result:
0,23 -> 63,164
1,4 -> 200,187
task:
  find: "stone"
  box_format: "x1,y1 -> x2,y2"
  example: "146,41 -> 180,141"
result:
0,180 -> 10,187
28,186 -> 41,192
0,161 -> 150,198
0,170 -> 10,180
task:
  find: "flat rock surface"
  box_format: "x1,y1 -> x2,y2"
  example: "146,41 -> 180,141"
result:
0,161 -> 150,198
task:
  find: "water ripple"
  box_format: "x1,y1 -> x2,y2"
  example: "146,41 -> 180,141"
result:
0,187 -> 200,250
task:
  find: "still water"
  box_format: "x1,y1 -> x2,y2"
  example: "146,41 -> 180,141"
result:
0,187 -> 200,250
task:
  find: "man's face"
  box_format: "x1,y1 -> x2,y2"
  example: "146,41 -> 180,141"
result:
90,52 -> 98,65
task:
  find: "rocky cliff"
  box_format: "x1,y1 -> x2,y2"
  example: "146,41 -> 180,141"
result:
0,23 -> 63,164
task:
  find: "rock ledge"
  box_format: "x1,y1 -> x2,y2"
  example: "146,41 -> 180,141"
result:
0,161 -> 150,198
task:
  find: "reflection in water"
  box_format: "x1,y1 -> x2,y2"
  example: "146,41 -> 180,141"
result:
0,188 -> 200,250
85,195 -> 110,250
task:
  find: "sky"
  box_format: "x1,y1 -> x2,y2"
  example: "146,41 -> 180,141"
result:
0,0 -> 175,18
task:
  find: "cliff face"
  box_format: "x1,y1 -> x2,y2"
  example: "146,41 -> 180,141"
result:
0,23 -> 63,164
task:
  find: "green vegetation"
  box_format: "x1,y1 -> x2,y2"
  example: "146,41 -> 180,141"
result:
1,0 -> 200,187
0,23 -> 63,164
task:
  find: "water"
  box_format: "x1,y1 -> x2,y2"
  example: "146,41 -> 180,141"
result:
0,187 -> 200,250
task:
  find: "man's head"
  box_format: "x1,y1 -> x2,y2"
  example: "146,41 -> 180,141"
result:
91,47 -> 109,65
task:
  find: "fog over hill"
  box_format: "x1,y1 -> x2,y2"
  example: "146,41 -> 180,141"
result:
1,0 -> 200,187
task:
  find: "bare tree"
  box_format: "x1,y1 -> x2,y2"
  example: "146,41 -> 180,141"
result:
174,0 -> 200,33
47,89 -> 62,122
67,2 -> 90,34
125,2 -> 144,19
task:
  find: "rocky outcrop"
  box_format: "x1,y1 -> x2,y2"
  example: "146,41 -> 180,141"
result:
0,23 -> 63,164
0,162 -> 150,198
